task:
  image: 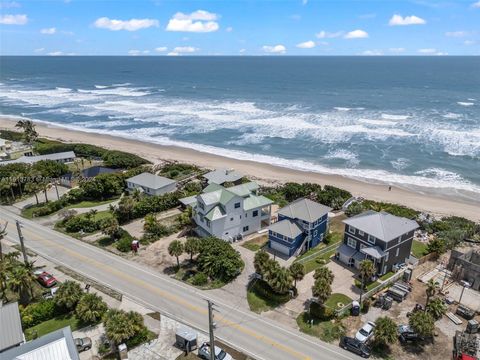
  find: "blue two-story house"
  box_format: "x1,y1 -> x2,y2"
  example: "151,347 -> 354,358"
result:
268,198 -> 332,257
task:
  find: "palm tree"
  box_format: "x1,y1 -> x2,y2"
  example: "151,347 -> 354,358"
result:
269,267 -> 293,294
54,280 -> 84,311
15,119 -> 39,144
168,240 -> 184,268
426,297 -> 447,319
101,217 -> 120,240
312,277 -> 332,306
7,264 -> 36,305
409,310 -> 435,338
87,209 -> 98,221
253,250 -> 270,276
313,266 -> 334,285
289,262 -> 305,288
425,279 -> 439,307
103,309 -> 137,345
184,237 -> 200,262
76,293 -> 108,324
359,259 -> 376,305
374,316 -> 398,346
263,259 -> 280,283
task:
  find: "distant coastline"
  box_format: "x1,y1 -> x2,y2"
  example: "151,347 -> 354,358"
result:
1,116 -> 479,222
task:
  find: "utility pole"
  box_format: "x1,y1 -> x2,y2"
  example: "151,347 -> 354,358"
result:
15,220 -> 28,266
0,221 -> 7,261
207,300 -> 216,360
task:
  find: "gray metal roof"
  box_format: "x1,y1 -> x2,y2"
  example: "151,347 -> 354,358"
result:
0,302 -> 24,352
1,151 -> 76,165
360,246 -> 385,259
343,210 -> 419,242
126,172 -> 176,190
0,327 -> 79,360
337,243 -> 357,258
269,219 -> 303,239
278,198 -> 331,223
203,168 -> 243,184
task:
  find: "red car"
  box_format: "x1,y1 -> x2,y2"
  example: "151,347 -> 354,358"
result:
36,271 -> 57,288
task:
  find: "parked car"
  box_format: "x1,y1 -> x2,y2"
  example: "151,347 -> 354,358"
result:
75,337 -> 92,352
355,321 -> 376,343
36,271 -> 57,287
339,336 -> 371,358
198,342 -> 232,360
456,305 -> 475,320
398,324 -> 425,343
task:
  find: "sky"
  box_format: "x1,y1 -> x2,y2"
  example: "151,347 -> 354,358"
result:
0,0 -> 479,56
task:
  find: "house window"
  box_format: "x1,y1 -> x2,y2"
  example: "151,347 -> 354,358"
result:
368,235 -> 375,244
358,230 -> 364,237
199,214 -> 204,223
253,210 -> 258,217
234,202 -> 240,208
395,248 -> 400,257
243,226 -> 249,232
206,219 -> 211,228
385,251 -> 389,261
198,202 -> 204,210
360,243 -> 366,250
347,237 -> 357,248
230,217 -> 234,221
348,226 -> 355,235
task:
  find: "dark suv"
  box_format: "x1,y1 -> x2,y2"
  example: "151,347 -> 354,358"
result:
339,336 -> 371,358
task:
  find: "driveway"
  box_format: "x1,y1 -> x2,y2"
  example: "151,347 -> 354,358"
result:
327,260 -> 360,300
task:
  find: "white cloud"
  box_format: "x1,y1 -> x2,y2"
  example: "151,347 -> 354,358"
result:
239,48 -> 246,53
34,48 -> 45,53
316,30 -> 343,39
225,26 -> 233,32
417,48 -> 447,55
389,14 -> 426,26
464,40 -> 476,45
344,29 -> 369,39
173,46 -> 198,53
389,47 -> 406,53
94,17 -> 159,31
0,14 -> 27,25
166,10 -> 219,33
0,1 -> 20,9
361,50 -> 383,56
155,47 -> 168,52
47,51 -> 75,56
40,27 -> 56,34
471,1 -> 480,8
262,44 -> 286,54
128,49 -> 150,56
445,31 -> 469,37
296,40 -> 315,49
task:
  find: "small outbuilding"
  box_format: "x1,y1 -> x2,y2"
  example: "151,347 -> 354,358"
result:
126,172 -> 176,196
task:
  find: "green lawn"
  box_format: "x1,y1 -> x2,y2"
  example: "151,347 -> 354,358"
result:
324,293 -> 352,311
64,198 -> 118,210
379,271 -> 395,281
296,312 -> 345,343
77,210 -> 113,221
411,240 -> 429,258
301,248 -> 338,273
25,314 -> 81,340
247,280 -> 290,313
355,279 -> 381,292
241,235 -> 268,252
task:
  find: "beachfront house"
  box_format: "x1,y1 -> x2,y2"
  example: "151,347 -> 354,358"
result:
126,172 -> 177,196
268,198 -> 332,257
0,151 -> 76,165
60,166 -> 119,188
336,210 -> 419,275
203,168 -> 244,186
180,182 -> 273,241
0,138 -> 33,161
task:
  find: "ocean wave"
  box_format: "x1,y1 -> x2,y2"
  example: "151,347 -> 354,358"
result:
358,118 -> 397,126
391,158 -> 411,171
324,149 -> 360,165
442,112 -> 462,119
381,113 -> 409,120
334,107 -> 351,111
457,102 -> 474,106
77,87 -> 151,97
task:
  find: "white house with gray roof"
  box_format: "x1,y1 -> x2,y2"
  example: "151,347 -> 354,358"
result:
203,168 -> 244,186
0,151 -> 75,165
268,198 -> 332,257
126,172 -> 176,196
180,182 -> 273,241
336,210 -> 419,275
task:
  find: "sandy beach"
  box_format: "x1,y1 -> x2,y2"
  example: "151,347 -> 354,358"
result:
1,117 -> 479,222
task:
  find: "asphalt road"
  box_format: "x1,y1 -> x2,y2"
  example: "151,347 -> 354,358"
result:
1,207 -> 359,360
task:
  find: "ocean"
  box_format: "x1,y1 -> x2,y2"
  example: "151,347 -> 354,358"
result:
1,56 -> 479,202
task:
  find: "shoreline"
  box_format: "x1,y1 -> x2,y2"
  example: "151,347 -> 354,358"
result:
1,116 -> 479,222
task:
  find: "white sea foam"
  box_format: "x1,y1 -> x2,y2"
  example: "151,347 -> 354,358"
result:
457,102 -> 474,106
358,118 -> 397,126
381,113 -> 410,120
442,112 -> 462,119
78,87 -> 151,97
94,85 -> 109,89
391,158 -> 411,171
324,149 -> 360,165
334,107 -> 351,111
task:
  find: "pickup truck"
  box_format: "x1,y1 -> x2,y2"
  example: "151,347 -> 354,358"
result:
198,342 -> 232,360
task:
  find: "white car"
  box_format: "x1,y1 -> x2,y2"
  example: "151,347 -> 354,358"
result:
198,342 -> 232,360
355,321 -> 376,343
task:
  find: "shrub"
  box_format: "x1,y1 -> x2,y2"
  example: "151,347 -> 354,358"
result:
20,300 -> 59,328
64,216 -> 99,233
191,272 -> 208,286
102,150 -> 149,169
361,200 -> 419,219
54,281 -> 84,311
309,301 -> 334,321
116,230 -> 134,252
125,327 -> 152,348
316,185 -> 351,210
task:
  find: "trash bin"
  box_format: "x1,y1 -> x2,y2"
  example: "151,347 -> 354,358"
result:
351,301 -> 360,316
175,326 -> 198,352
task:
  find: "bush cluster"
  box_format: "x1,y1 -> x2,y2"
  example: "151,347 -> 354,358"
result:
20,300 -> 58,328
